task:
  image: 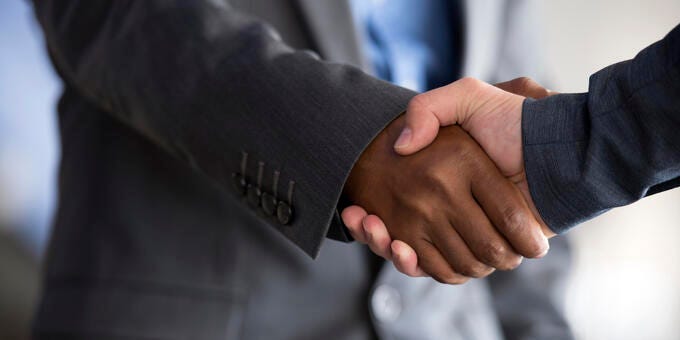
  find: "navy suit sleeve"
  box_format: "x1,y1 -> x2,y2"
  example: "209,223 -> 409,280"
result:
522,24 -> 680,234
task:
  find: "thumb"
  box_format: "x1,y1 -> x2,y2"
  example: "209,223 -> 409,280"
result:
393,96 -> 440,155
393,78 -> 481,155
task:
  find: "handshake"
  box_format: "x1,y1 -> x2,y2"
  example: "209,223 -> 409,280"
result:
342,77 -> 557,284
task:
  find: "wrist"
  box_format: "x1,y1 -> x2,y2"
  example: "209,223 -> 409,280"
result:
344,115 -> 405,202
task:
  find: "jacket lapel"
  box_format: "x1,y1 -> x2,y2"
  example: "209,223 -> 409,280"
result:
294,0 -> 367,69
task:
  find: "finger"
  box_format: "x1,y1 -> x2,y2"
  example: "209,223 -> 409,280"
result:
516,179 -> 557,238
393,95 -> 441,155
391,240 -> 427,277
446,196 -> 523,271
415,239 -> 470,285
430,224 -> 495,278
394,77 -> 486,155
494,77 -> 554,99
363,215 -> 393,260
340,205 -> 369,243
471,165 -> 550,258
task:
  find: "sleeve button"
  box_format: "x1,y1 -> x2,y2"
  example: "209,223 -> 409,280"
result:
261,192 -> 277,215
247,184 -> 262,207
276,201 -> 293,225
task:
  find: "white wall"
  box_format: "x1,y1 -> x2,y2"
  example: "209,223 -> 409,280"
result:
539,2 -> 680,339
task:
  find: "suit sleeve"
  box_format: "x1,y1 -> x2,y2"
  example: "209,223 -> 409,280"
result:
32,1 -> 416,258
522,23 -> 680,234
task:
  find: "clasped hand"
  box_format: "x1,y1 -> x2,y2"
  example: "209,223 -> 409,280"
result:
342,77 -> 556,283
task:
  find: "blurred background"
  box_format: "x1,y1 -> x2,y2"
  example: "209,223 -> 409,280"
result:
0,1 -> 60,339
0,1 -> 678,339
541,1 -> 680,339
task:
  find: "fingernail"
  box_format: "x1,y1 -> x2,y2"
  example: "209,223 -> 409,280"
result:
394,127 -> 412,149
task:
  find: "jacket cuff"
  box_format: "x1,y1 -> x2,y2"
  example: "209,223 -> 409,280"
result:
325,194 -> 355,242
326,211 -> 354,243
522,95 -> 602,234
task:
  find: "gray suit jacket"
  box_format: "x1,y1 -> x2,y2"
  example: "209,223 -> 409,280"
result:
31,0 -> 571,339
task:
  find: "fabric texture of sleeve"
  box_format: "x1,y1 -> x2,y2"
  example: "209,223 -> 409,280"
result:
522,24 -> 680,234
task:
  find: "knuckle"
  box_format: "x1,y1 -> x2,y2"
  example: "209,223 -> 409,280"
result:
446,274 -> 471,285
501,207 -> 529,234
430,275 -> 449,284
422,165 -> 444,184
516,76 -> 533,84
524,240 -> 548,258
505,255 -> 524,270
497,256 -> 522,271
423,261 -> 470,285
407,93 -> 431,113
459,76 -> 482,89
457,261 -> 491,278
433,272 -> 469,285
410,200 -> 438,227
513,76 -> 534,90
422,170 -> 451,197
441,134 -> 477,161
511,77 -> 550,98
479,241 -> 509,267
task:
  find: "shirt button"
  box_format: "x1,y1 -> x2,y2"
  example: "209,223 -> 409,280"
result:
261,192 -> 277,215
247,184 -> 261,207
371,284 -> 402,323
276,201 -> 293,225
